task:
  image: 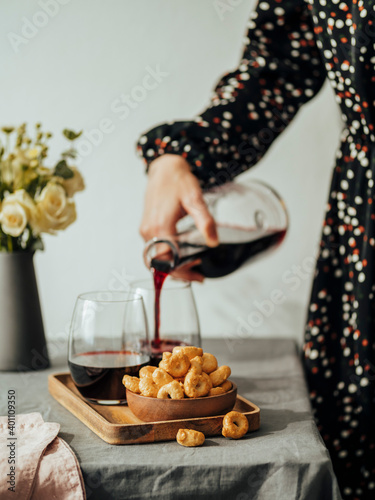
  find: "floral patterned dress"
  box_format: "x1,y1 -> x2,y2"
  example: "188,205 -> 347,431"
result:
137,1 -> 375,497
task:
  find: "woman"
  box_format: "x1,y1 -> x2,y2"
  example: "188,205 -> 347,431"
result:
137,1 -> 375,497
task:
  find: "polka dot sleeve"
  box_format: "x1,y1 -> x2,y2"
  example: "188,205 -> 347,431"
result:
137,0 -> 326,188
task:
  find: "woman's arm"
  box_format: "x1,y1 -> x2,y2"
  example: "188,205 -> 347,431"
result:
138,0 -> 326,274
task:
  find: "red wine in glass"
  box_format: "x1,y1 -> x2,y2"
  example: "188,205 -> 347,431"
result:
69,350 -> 150,404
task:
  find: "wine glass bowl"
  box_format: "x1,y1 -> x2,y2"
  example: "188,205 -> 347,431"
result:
130,277 -> 201,362
68,291 -> 150,405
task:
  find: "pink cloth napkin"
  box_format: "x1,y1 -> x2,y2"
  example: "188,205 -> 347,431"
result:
0,413 -> 86,500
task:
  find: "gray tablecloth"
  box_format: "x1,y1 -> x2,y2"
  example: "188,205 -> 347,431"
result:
0,338 -> 342,500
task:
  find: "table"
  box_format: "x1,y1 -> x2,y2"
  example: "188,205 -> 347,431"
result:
0,338 -> 342,500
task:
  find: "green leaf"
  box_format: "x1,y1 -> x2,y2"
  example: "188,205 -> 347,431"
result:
54,160 -> 74,179
30,237 -> 44,252
63,129 -> 82,141
25,177 -> 40,199
61,148 -> 77,159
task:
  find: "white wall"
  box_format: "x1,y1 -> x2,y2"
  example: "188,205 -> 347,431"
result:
1,0 -> 342,345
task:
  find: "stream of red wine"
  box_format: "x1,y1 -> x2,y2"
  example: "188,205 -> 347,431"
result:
152,268 -> 168,348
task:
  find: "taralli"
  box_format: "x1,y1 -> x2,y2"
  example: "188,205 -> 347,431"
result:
122,375 -> 140,394
152,368 -> 174,388
171,346 -> 183,354
219,380 -> 233,393
160,351 -> 190,378
178,346 -> 203,360
189,356 -> 203,374
173,345 -> 203,359
210,365 -> 231,387
208,386 -> 225,396
222,411 -> 249,439
177,380 -> 184,391
139,366 -> 156,379
157,380 -> 184,399
201,353 -> 218,374
126,345 -> 234,400
184,370 -> 212,398
139,377 -> 159,398
176,429 -> 205,447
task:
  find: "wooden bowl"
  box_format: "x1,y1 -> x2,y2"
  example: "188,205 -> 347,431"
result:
126,383 -> 237,422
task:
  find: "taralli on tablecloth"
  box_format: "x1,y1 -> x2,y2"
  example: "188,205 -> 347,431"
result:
222,411 -> 249,439
176,428 -> 205,447
175,409 -> 249,447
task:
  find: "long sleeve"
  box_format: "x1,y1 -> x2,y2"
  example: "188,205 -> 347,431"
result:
137,0 -> 326,188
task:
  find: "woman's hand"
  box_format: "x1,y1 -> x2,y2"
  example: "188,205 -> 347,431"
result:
140,154 -> 218,281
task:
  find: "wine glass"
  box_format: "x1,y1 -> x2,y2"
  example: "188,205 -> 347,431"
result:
68,291 -> 150,405
130,277 -> 201,363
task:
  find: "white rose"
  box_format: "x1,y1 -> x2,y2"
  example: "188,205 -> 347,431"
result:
0,194 -> 28,237
35,182 -> 77,233
60,167 -> 85,198
0,190 -> 40,236
38,182 -> 66,216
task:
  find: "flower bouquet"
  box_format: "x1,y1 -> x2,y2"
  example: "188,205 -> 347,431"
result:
0,124 -> 85,371
0,124 -> 84,252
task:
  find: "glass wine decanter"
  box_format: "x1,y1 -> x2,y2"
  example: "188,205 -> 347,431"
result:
144,179 -> 288,278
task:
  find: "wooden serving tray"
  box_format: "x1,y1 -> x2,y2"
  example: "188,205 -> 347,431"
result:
48,372 -> 260,445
